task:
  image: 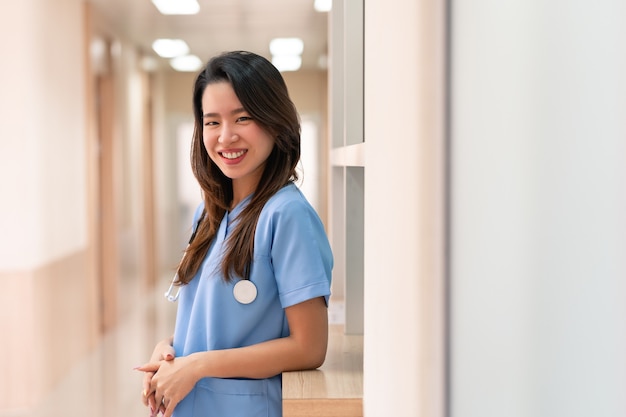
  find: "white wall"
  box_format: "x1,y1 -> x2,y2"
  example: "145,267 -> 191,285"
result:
0,0 -> 86,271
451,2 -> 626,416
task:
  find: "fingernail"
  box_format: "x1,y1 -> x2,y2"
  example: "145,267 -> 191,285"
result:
165,354 -> 173,360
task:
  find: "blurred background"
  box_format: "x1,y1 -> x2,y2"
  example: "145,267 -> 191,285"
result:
1,1 -> 625,417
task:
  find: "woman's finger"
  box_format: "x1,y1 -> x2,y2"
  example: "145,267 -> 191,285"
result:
162,397 -> 180,417
135,362 -> 160,373
147,393 -> 158,416
161,344 -> 176,361
141,372 -> 154,406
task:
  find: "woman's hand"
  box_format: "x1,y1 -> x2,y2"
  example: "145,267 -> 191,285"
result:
139,337 -> 175,416
136,355 -> 199,417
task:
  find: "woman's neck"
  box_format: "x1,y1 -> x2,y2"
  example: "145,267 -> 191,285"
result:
230,189 -> 253,211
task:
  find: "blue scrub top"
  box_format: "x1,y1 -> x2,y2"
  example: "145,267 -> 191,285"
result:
172,183 -> 333,417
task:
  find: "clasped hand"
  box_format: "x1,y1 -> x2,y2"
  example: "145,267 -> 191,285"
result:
136,343 -> 197,417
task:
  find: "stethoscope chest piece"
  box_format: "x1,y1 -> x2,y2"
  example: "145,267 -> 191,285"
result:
233,280 -> 257,304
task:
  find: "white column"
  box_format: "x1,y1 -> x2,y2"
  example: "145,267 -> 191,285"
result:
363,0 -> 446,415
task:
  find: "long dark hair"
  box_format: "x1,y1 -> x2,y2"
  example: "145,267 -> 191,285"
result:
176,51 -> 301,284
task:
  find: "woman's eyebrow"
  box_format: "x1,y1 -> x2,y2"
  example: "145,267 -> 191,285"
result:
203,107 -> 246,118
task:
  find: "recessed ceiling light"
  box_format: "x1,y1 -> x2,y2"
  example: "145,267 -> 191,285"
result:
272,55 -> 302,72
152,39 -> 190,58
170,55 -> 203,72
269,38 -> 304,56
314,0 -> 332,12
151,0 -> 200,15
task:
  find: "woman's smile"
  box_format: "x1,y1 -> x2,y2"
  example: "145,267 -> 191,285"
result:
219,149 -> 247,162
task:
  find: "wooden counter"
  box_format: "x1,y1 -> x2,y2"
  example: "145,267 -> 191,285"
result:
283,324 -> 363,417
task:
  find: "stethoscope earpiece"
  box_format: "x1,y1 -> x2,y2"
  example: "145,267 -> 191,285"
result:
164,274 -> 181,303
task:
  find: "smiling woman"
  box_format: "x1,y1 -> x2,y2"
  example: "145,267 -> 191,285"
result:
136,51 -> 333,417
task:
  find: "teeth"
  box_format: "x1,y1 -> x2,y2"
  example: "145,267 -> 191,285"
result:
222,150 -> 245,159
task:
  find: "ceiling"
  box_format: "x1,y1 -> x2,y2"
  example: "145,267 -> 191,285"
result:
87,0 -> 329,72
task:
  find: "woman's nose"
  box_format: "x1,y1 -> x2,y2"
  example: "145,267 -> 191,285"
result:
218,124 -> 238,144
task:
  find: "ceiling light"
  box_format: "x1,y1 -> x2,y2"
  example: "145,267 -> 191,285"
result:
152,39 -> 190,58
314,0 -> 332,12
270,38 -> 304,56
272,55 -> 302,72
170,55 -> 203,72
151,0 -> 200,15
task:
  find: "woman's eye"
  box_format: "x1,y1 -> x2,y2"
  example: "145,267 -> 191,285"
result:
237,116 -> 252,122
204,121 -> 218,126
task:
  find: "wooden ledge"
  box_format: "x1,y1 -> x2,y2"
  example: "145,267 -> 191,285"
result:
283,324 -> 363,417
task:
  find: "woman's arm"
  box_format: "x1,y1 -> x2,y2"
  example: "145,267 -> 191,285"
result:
138,296 -> 328,417
193,296 -> 328,378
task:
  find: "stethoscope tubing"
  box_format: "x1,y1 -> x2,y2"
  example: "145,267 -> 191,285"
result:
164,210 -> 257,304
164,211 -> 205,303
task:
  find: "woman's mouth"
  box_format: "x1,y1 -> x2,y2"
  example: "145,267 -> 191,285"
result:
220,150 -> 246,160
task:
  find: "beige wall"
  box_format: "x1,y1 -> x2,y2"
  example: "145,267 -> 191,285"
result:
0,252 -> 91,410
0,0 -> 159,411
363,0 -> 446,416
0,0 -> 93,412
0,0 -> 88,270
284,70 -> 330,226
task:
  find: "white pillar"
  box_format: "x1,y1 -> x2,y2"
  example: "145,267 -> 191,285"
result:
364,0 -> 446,415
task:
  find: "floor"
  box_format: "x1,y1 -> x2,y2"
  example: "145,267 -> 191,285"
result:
3,279 -> 344,417
3,283 -> 177,417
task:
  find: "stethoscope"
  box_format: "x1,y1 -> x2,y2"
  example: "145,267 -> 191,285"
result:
164,210 -> 258,305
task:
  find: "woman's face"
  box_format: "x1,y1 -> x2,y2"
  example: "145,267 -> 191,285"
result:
202,81 -> 275,199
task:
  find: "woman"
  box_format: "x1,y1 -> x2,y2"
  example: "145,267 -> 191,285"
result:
137,51 -> 333,417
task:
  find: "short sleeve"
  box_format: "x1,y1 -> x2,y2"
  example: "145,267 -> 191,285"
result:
268,197 -> 333,308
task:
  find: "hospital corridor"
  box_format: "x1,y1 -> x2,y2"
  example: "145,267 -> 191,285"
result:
2,0 -> 626,417
18,282 -> 178,417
